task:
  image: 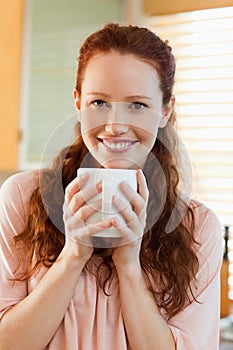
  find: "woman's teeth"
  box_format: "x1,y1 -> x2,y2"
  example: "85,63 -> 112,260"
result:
102,140 -> 132,151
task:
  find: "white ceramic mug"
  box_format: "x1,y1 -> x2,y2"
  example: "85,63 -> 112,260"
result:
77,168 -> 137,242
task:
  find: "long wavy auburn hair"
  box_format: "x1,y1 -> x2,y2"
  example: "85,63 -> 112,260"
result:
13,23 -> 199,319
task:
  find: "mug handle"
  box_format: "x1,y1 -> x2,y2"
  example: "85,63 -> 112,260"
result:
101,179 -> 112,221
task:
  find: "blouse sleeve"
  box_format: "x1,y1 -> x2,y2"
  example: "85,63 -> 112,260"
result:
0,172 -> 37,319
168,204 -> 223,350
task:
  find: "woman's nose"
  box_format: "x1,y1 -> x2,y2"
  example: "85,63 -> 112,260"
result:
104,103 -> 129,135
105,122 -> 129,135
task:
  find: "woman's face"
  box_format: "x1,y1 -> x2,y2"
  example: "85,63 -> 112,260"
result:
74,52 -> 173,169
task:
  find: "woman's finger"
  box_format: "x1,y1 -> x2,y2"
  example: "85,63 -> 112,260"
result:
65,172 -> 89,203
136,169 -> 149,202
118,179 -> 146,217
112,195 -> 138,229
111,215 -> 142,245
68,181 -> 102,213
111,215 -> 133,239
75,199 -> 102,222
66,219 -> 113,246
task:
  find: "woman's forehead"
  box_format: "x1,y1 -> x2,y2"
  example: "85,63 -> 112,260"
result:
81,52 -> 162,99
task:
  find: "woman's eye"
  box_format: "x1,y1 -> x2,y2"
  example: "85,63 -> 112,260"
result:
92,100 -> 108,108
129,102 -> 147,111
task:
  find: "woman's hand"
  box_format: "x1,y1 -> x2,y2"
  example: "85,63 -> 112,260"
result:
63,172 -> 112,262
111,169 -> 149,270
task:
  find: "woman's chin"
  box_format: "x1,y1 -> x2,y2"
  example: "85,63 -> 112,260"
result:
98,158 -> 140,170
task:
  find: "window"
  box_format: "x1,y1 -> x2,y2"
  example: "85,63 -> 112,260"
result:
145,7 -> 233,297
19,0 -> 123,168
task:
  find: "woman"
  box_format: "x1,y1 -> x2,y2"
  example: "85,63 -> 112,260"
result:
0,23 -> 222,349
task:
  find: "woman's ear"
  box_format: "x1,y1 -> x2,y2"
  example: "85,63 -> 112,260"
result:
159,95 -> 176,128
73,89 -> 81,111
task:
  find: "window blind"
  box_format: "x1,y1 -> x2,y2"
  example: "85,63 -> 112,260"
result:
145,7 -> 233,297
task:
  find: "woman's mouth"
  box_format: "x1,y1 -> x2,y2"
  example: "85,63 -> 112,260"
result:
98,138 -> 137,152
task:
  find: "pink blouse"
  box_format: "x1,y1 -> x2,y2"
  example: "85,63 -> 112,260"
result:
0,171 -> 223,349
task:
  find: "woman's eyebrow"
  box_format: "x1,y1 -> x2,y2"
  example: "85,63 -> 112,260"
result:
86,92 -> 110,98
86,92 -> 152,101
124,95 -> 152,101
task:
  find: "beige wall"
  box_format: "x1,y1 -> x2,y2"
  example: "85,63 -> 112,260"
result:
0,0 -> 24,171
144,0 -> 233,15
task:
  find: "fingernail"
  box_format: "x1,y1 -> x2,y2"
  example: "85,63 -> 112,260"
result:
96,182 -> 102,192
111,218 -> 118,226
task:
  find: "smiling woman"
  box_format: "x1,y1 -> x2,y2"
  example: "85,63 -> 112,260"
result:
0,23 -> 222,350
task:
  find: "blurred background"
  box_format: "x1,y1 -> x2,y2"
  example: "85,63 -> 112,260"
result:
0,0 -> 233,347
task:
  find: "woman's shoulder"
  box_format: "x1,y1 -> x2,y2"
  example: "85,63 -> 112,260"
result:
0,170 -> 41,235
190,199 -> 221,225
0,170 -> 40,209
189,199 -> 222,241
1,169 -> 40,192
